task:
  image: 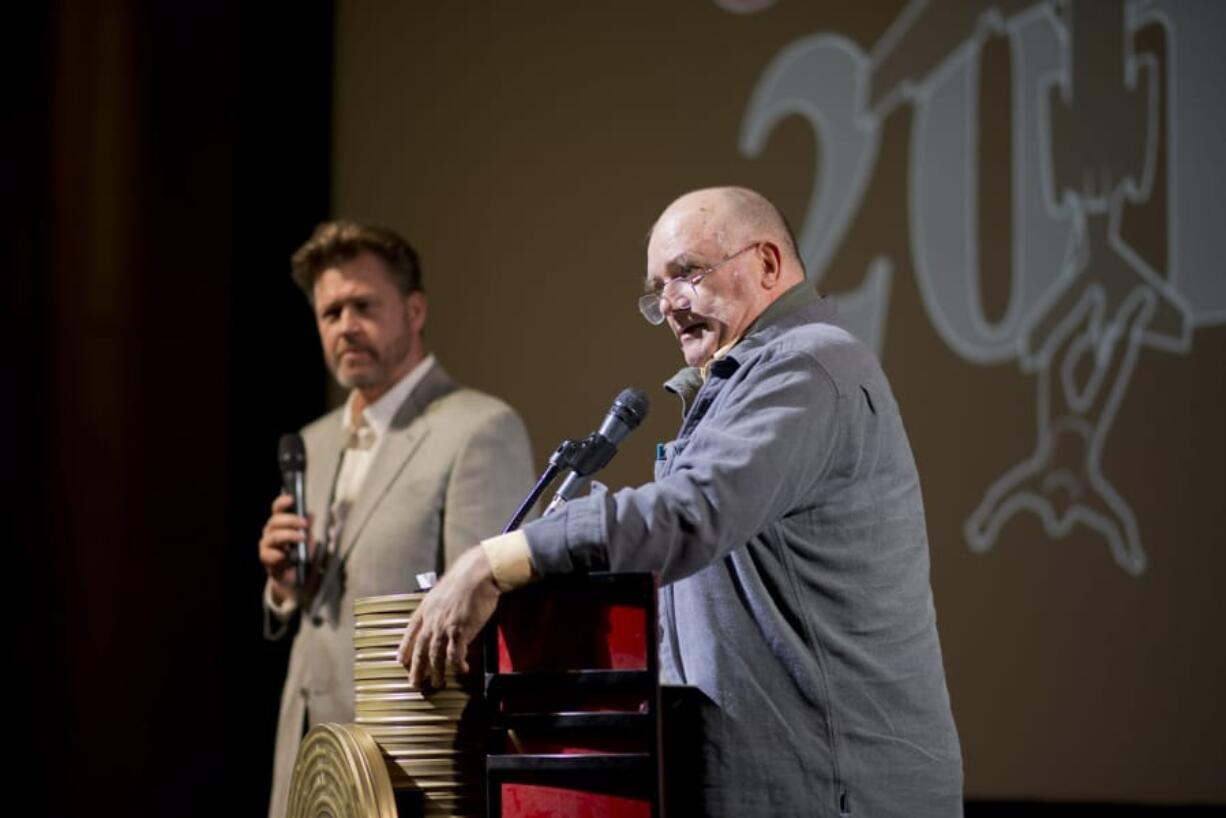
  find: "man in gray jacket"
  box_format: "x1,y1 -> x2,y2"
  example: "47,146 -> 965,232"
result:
399,188 -> 963,817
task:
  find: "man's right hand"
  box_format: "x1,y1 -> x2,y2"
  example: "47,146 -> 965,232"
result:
259,493 -> 314,606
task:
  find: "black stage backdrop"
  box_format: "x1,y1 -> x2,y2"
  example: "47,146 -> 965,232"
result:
12,2 -> 331,814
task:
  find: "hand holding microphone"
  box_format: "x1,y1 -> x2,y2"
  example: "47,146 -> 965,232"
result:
278,434 -> 309,587
258,434 -> 313,605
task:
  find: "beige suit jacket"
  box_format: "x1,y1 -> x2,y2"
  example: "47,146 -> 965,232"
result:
265,362 -> 534,818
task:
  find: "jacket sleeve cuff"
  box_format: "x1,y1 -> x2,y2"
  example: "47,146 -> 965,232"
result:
481,531 -> 537,591
263,578 -> 298,638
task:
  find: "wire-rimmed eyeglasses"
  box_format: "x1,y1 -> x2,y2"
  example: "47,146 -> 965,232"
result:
637,242 -> 759,325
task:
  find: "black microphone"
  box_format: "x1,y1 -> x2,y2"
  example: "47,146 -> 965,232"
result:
545,388 -> 650,514
278,433 -> 308,587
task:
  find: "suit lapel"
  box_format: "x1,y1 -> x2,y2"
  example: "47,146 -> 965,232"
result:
307,409 -> 345,547
336,362 -> 459,562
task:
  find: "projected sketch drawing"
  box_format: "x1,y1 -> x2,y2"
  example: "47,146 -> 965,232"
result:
965,0 -> 1191,575
966,208 -> 1180,576
732,0 -> 1225,575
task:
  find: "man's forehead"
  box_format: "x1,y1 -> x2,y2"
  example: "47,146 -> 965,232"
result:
313,263 -> 383,308
317,253 -> 391,288
315,267 -> 365,295
659,195 -> 726,233
649,203 -> 728,261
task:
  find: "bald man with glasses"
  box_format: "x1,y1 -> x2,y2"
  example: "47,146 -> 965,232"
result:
399,187 -> 964,817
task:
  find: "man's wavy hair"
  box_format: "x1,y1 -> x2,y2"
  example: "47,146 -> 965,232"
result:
291,221 -> 423,299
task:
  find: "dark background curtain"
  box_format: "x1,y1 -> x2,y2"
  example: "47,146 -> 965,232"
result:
12,3 -> 331,813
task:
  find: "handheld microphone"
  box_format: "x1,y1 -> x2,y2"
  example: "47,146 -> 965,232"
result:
545,388 -> 650,514
278,433 -> 308,587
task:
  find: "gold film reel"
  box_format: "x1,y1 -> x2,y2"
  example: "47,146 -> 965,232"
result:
286,723 -> 396,818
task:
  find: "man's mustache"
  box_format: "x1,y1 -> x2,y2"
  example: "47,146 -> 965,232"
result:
336,342 -> 376,359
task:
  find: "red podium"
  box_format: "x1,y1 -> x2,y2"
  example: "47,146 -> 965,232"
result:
483,572 -> 667,818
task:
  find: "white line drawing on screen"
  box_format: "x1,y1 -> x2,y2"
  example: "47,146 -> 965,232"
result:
735,0 -> 1225,575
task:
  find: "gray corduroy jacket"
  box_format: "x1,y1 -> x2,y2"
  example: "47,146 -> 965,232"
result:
522,284 -> 963,817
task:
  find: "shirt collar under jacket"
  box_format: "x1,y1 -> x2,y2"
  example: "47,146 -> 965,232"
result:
664,282 -> 825,408
341,353 -> 436,438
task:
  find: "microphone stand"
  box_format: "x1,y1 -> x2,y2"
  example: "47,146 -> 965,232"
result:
503,387 -> 649,533
502,438 -> 585,533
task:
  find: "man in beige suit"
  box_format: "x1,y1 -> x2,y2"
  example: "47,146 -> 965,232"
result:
258,221 -> 534,818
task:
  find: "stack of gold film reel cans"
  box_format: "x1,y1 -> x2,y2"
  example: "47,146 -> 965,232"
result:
352,592 -> 485,817
286,592 -> 485,818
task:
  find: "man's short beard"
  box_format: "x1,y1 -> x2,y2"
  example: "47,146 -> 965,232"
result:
329,321 -> 415,393
332,363 -> 384,391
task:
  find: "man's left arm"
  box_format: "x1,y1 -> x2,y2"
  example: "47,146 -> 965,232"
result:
526,349 -> 841,584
